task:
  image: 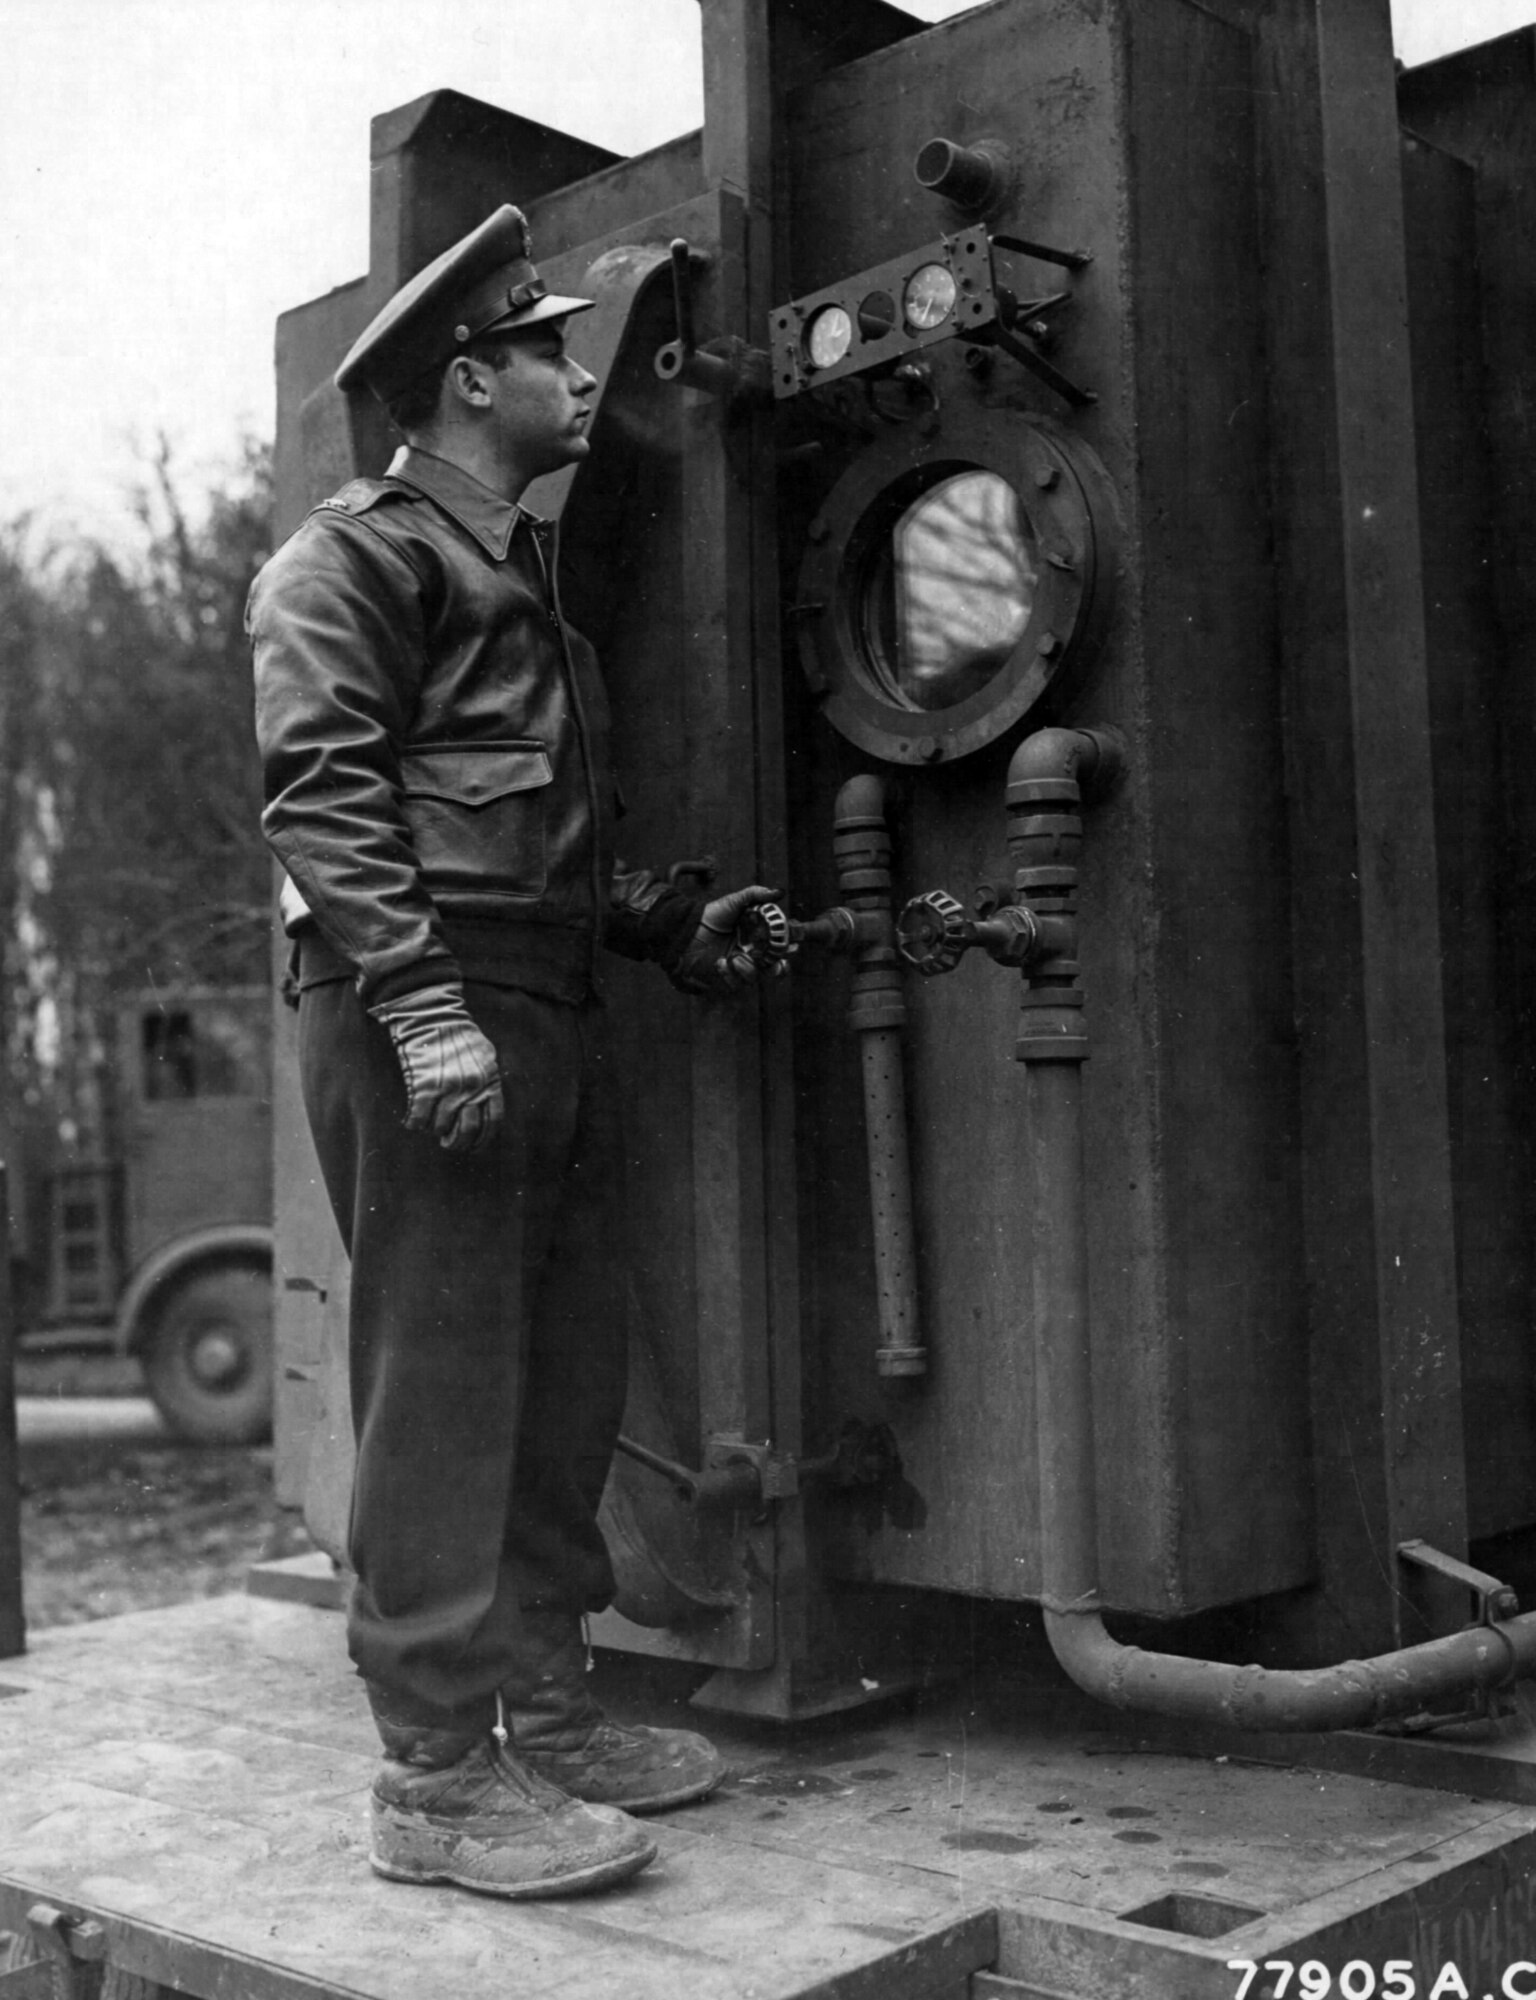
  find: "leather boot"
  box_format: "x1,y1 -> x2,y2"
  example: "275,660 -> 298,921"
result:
504,1611 -> 725,1815
369,1721 -> 658,1898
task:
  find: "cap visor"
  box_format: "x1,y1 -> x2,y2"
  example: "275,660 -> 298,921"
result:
479,293 -> 595,335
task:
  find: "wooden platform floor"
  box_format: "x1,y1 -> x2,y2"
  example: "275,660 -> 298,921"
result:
3,1591 -> 1536,1998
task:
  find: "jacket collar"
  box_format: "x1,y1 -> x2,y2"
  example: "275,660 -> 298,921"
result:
385,445 -> 548,561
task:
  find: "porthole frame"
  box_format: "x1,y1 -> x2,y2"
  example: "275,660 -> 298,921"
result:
796,411 -> 1120,765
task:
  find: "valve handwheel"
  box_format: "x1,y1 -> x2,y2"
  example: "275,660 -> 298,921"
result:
737,902 -> 795,967
897,889 -> 971,975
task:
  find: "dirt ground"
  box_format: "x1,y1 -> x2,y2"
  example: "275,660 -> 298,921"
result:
12,1352 -> 313,1632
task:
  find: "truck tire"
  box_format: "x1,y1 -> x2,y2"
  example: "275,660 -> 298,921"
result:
141,1258 -> 274,1446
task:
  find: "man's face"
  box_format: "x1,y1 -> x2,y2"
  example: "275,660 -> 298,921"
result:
483,321 -> 597,479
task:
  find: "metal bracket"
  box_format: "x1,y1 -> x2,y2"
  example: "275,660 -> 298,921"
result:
771,226 -> 1095,408
707,1437 -> 799,1505
1397,1538 -> 1521,1626
1374,1542 -> 1525,1734
706,1425 -> 904,1501
18,1906 -> 108,2000
991,294 -> 1097,408
990,230 -> 1094,273
666,854 -> 719,891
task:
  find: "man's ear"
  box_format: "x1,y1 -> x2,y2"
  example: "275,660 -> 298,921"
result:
443,354 -> 494,411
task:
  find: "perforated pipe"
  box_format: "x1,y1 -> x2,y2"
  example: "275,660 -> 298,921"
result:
834,775 -> 925,1379
1012,728 -> 1536,1728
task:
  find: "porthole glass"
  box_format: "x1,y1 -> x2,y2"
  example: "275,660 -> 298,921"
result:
796,411 -> 1118,763
857,472 -> 1037,712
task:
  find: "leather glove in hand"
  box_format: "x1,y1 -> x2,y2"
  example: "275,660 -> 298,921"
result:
368,982 -> 504,1154
670,884 -> 780,996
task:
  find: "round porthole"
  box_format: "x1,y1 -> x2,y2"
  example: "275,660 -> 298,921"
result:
796,412 -> 1120,764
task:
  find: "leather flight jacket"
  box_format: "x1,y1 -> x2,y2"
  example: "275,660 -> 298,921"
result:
249,447 -> 699,1004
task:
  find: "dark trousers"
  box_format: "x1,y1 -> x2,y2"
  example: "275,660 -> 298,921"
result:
297,976 -> 626,1731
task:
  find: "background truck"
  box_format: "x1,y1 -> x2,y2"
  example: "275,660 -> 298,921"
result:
6,984 -> 273,1444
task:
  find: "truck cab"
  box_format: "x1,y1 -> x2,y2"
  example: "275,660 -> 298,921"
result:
31,986 -> 274,1444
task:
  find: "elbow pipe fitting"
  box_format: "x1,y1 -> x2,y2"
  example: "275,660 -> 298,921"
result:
1009,718 -> 1536,1732
1006,725 -> 1126,802
837,772 -> 889,823
1044,1600 -> 1532,1733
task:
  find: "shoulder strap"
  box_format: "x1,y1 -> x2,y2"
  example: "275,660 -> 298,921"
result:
311,476 -> 406,520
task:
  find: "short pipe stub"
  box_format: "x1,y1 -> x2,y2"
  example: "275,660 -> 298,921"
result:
915,137 -> 1006,211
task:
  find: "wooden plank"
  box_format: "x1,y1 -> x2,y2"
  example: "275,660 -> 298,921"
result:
9,1597 -> 1536,1996
0,1781 -> 992,2000
0,1600 -> 997,2000
11,1599 -> 1536,1996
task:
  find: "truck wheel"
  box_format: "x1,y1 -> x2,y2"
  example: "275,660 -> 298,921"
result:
141,1259 -> 274,1445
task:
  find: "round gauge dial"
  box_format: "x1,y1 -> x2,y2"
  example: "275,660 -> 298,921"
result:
902,262 -> 958,331
805,305 -> 854,371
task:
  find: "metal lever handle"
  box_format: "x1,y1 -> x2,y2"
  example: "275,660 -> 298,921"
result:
653,238 -> 774,404
669,237 -> 697,357
613,1433 -> 763,1514
654,239 -> 727,392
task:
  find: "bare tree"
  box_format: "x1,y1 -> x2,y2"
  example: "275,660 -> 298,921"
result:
1,437 -> 273,1147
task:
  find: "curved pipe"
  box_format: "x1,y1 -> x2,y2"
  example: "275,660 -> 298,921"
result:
1008,723 -> 1123,794
1015,728 -> 1536,1730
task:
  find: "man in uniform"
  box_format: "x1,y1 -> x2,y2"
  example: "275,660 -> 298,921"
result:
249,206 -> 773,1899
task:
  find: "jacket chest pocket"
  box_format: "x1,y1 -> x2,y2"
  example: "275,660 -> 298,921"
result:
400,740 -> 552,902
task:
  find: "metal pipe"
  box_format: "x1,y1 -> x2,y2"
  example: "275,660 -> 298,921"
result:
834,776 -> 926,1379
913,137 -> 1003,210
1013,728 -> 1536,1730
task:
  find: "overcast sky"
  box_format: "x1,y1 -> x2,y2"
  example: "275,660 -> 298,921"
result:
3,0 -> 1531,550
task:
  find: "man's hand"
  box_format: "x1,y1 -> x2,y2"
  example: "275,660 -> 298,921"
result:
670,884 -> 781,995
368,982 -> 504,1153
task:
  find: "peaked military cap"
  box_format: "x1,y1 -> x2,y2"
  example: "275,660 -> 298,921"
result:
335,205 -> 593,401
